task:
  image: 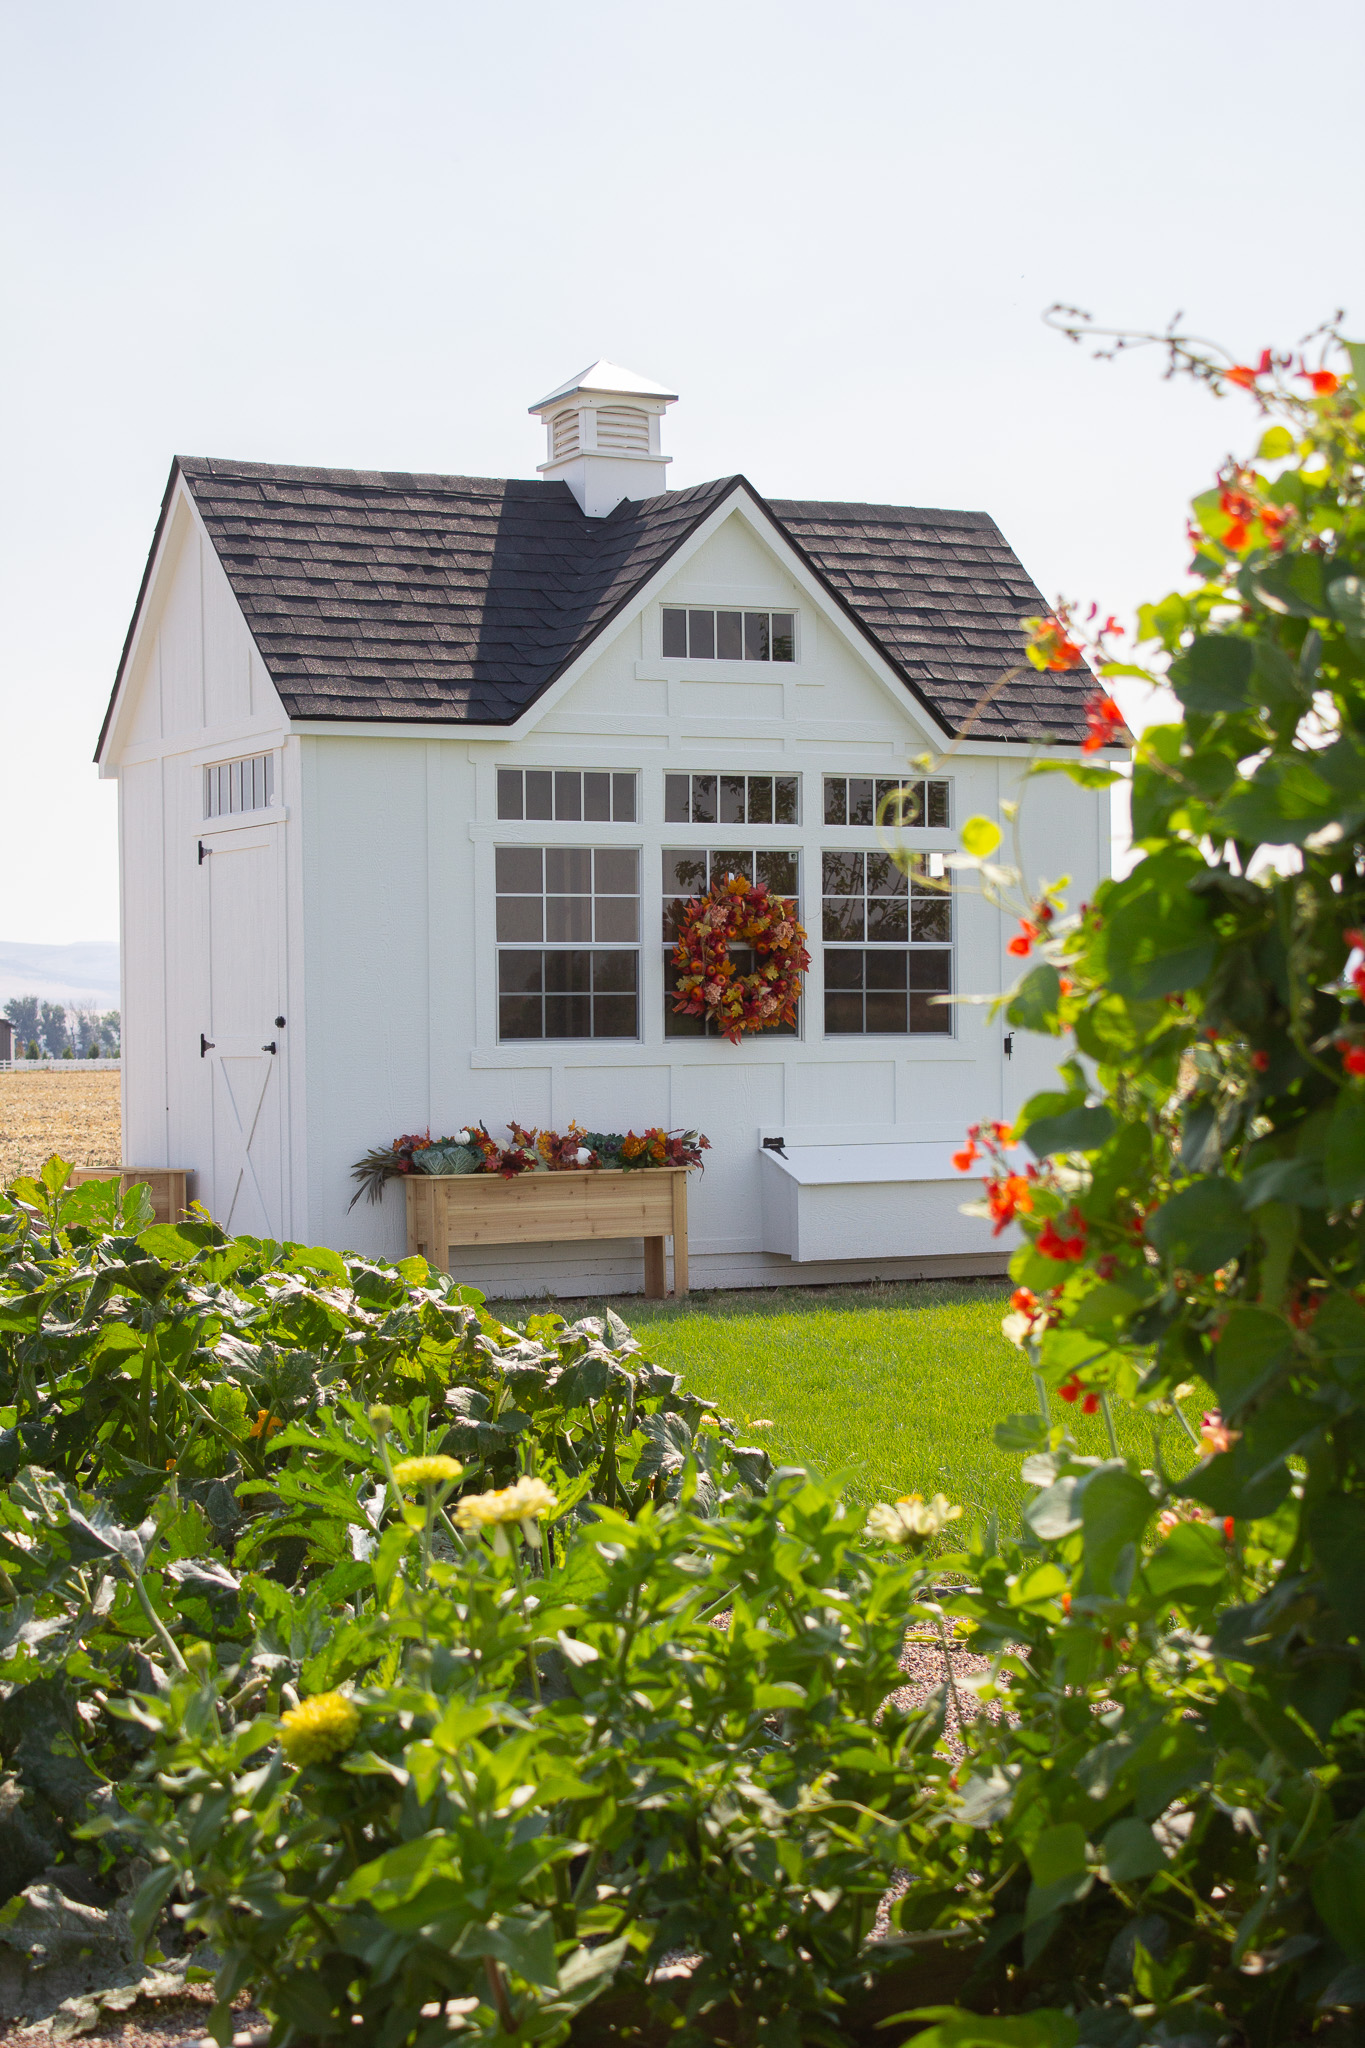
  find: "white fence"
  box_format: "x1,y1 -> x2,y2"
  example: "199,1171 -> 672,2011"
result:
0,1058 -> 122,1072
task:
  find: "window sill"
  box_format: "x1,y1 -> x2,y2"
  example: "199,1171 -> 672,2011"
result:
192,806 -> 289,837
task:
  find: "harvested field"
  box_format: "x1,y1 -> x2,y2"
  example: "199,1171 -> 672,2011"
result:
0,1070 -> 122,1184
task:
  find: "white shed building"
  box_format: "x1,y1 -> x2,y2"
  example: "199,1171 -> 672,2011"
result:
95,362 -> 1117,1296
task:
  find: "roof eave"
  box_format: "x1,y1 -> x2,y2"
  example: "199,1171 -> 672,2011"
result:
95,458 -> 186,768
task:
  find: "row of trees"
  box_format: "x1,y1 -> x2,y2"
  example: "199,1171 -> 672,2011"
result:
2,995 -> 119,1058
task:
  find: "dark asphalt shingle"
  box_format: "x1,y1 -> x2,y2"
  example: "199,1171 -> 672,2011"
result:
102,460 -> 1103,750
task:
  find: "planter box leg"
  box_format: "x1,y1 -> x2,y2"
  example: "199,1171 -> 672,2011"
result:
644,1237 -> 666,1299
670,1172 -> 689,1297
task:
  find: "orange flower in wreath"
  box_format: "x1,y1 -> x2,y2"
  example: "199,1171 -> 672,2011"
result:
672,874 -> 811,1044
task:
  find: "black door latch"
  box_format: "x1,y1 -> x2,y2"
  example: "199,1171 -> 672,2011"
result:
1004,1033 -> 1014,1059
200,1034 -> 214,1057
262,1041 -> 277,1055
198,841 -> 212,865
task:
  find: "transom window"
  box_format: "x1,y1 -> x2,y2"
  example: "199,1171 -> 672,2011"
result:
497,768 -> 637,823
662,848 -> 800,1038
665,772 -> 799,826
496,847 -> 639,1040
204,752 -> 274,819
662,608 -> 795,662
822,850 -> 951,1036
823,776 -> 950,828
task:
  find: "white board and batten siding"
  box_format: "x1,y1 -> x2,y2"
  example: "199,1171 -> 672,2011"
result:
103,481 -> 1108,1295
106,487 -> 304,1240
297,507 -> 1095,1294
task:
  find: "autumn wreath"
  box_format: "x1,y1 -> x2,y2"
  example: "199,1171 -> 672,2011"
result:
672,873 -> 810,1044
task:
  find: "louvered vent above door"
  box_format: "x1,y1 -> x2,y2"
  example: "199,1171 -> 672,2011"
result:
595,406 -> 650,454
551,409 -> 580,460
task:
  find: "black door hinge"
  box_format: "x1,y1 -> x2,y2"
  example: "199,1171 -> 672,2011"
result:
200,1034 -> 214,1057
198,841 -> 212,865
1004,1033 -> 1014,1059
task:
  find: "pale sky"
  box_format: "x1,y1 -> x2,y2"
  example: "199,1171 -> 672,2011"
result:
2,0 -> 1361,943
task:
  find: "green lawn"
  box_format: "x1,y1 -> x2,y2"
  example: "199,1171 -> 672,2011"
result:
487,1279 -> 1203,1526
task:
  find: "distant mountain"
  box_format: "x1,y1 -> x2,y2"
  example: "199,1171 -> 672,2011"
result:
0,941 -> 120,1011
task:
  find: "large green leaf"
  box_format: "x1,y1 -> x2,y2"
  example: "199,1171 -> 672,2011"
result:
1168,634 -> 1254,714
1101,1817 -> 1166,1881
891,2013 -> 1078,2048
1023,1104 -> 1115,1159
1080,1466 -> 1155,1595
1142,1520 -> 1230,1600
1217,755 -> 1340,848
1027,1821 -> 1088,1887
1324,1088 -> 1365,1209
1100,852 -> 1217,999
1326,574 -> 1365,644
1306,1494 -> 1365,1638
1006,964 -> 1062,1031
1214,1306 -> 1293,1417
1311,1831 -> 1365,1964
1244,550 -> 1328,619
1145,1178 -> 1250,1274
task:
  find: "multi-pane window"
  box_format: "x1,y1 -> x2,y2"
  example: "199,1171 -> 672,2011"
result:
496,847 -> 639,1040
664,772 -> 799,825
496,768 -> 637,822
822,850 -> 951,1036
204,752 -> 274,819
662,848 -> 800,1038
822,776 -> 950,828
662,608 -> 795,662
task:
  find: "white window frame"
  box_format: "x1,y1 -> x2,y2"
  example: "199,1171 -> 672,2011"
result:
203,750 -> 276,820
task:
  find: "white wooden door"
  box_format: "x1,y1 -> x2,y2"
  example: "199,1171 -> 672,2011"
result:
201,826 -> 285,1238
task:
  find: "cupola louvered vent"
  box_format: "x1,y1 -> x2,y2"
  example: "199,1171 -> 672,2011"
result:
595,406 -> 650,454
551,409 -> 580,460
530,362 -> 676,515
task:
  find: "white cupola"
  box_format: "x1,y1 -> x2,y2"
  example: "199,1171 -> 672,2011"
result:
528,359 -> 677,517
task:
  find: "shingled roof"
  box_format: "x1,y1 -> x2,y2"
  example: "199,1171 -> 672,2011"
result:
104,458 -> 1102,750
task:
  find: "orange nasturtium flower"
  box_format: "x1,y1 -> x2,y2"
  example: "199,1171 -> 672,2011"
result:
1304,368 -> 1340,396
1081,692 -> 1125,754
1026,612 -> 1084,672
986,1175 -> 1033,1235
1037,1211 -> 1087,1261
1225,349 -> 1273,389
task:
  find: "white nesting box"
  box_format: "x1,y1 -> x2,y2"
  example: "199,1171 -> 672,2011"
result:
759,1126 -> 1017,1263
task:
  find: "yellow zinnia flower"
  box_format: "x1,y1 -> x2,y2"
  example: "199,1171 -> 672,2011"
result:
391,1454 -> 464,1489
453,1475 -> 557,1548
865,1492 -> 961,1551
279,1690 -> 361,1766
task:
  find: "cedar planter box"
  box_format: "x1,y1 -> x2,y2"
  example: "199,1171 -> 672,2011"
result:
69,1167 -> 190,1227
405,1166 -> 690,1298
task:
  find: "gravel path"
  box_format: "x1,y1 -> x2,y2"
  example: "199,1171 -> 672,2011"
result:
0,1998 -> 268,2048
